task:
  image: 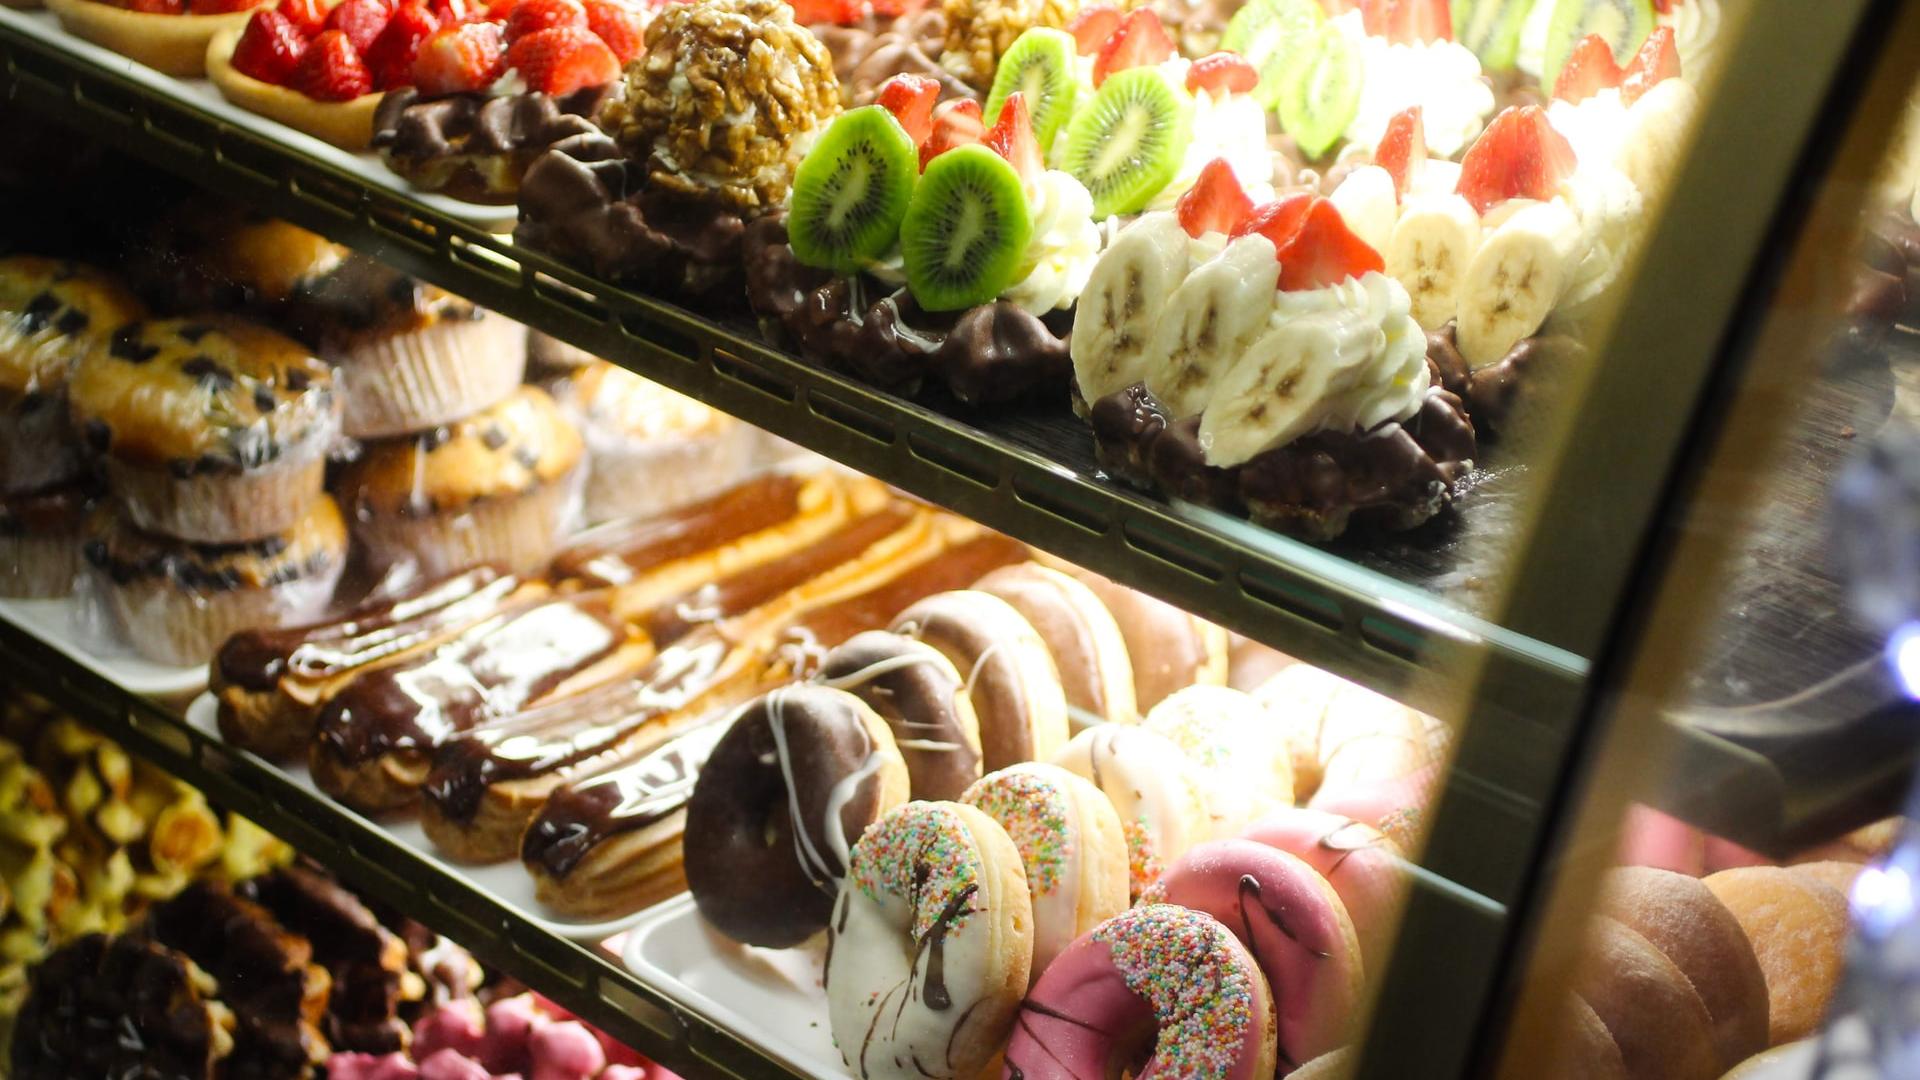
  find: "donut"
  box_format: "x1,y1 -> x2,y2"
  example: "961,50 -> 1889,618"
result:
1574,917 -> 1720,1080
1703,866 -> 1850,1046
973,562 -> 1138,724
824,801 -> 1032,1080
1140,840 -> 1363,1070
1290,1048 -> 1353,1079
891,590 -> 1070,771
1227,635 -> 1297,694
1252,665 -> 1447,803
1615,805 -> 1708,876
683,686 -> 909,947
819,631 -> 984,800
1050,725 -> 1211,901
1061,567 -> 1229,711
960,763 -> 1128,981
1306,764 -> 1437,852
1551,996 -> 1628,1080
1242,809 -> 1406,973
1140,686 -> 1293,838
1597,867 -> 1769,1071
1002,904 -> 1277,1080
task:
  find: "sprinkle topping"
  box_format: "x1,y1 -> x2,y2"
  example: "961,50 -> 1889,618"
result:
1094,905 -> 1257,1080
1123,814 -> 1163,898
852,802 -> 979,940
962,768 -> 1069,894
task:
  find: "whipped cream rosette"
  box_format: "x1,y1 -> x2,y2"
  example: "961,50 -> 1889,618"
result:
1331,8 -> 1495,159
1071,165 -> 1476,540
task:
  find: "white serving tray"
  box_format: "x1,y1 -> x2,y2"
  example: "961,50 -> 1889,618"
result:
0,7 -> 517,232
183,691 -> 658,941
0,595 -> 207,698
620,894 -> 845,1080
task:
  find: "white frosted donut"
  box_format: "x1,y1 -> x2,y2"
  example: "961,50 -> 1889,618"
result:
892,590 -> 1070,771
1140,685 -> 1294,838
1050,725 -> 1211,902
825,801 -> 1032,1080
960,763 -> 1128,981
1252,665 -> 1447,801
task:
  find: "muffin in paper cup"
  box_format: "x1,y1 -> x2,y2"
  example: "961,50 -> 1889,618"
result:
335,386 -> 585,579
67,315 -> 339,544
0,256 -> 146,494
0,482 -> 97,599
552,361 -> 754,524
84,495 -> 348,667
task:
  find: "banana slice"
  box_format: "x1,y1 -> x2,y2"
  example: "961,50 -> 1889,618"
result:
1386,192 -> 1482,331
1071,212 -> 1194,408
1615,77 -> 1700,201
1328,165 -> 1399,255
1198,302 -> 1380,467
1455,198 -> 1582,368
1144,233 -> 1282,418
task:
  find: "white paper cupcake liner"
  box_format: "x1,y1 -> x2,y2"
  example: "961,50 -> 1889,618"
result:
353,466 -> 581,580
109,438 -> 329,545
97,550 -> 346,668
336,310 -> 528,439
0,531 -> 83,599
0,396 -> 83,496
582,421 -> 756,525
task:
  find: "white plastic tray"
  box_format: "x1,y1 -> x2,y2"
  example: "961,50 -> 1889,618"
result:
620,894 -> 844,1080
183,691 -> 659,941
0,595 -> 207,698
0,7 -> 516,232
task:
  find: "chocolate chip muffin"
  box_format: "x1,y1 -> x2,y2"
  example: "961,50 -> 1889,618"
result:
333,386 -> 584,578
126,206 -> 347,318
0,256 -> 145,495
84,495 -> 348,668
66,315 -> 339,544
552,360 -> 753,524
0,482 -> 98,599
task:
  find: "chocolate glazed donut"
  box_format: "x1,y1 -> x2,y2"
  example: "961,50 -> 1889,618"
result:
684,685 -> 908,947
818,630 -> 983,801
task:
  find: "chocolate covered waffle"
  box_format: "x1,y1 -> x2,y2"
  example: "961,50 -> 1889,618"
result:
1424,320 -> 1587,439
372,85 -> 617,205
11,933 -> 234,1079
237,867 -> 417,1055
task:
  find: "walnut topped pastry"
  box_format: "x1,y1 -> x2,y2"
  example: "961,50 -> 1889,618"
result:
938,0 -> 1076,92
605,0 -> 842,212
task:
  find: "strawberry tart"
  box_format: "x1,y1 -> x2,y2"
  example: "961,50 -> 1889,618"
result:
45,0 -> 266,77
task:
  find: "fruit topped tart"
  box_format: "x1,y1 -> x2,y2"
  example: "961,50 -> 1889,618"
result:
514,0 -> 841,305
1072,163 -> 1476,540
43,0 -> 265,78
372,0 -> 653,203
1514,0 -> 1722,91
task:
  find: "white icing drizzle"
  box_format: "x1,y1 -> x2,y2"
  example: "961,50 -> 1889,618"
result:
822,748 -> 889,869
764,688 -> 848,891
817,650 -> 944,692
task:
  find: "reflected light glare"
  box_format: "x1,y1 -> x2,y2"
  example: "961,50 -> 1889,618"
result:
1887,621 -> 1920,699
1851,864 -> 1915,931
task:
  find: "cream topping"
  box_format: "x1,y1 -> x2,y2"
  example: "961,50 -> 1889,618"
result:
1335,10 -> 1494,159
1003,169 -> 1107,314
1146,88 -> 1278,211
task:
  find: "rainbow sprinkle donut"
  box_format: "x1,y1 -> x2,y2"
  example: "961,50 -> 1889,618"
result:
1003,904 -> 1278,1080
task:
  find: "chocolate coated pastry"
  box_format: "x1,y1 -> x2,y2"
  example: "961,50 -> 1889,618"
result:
11,934 -> 230,1079
372,84 -> 613,204
515,132 -> 747,310
744,214 -> 1071,405
240,866 -> 414,1055
811,10 -> 970,106
1425,319 -> 1585,438
819,630 -> 981,800
1090,383 -> 1477,541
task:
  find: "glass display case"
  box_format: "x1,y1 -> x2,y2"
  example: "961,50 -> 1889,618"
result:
0,0 -> 1916,1076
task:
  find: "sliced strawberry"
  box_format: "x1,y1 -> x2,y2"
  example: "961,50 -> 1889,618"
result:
1620,26 -> 1680,105
291,29 -> 373,101
1374,105 -> 1426,199
232,9 -> 308,84
1185,52 -> 1258,96
1177,158 -> 1256,238
788,0 -> 862,22
122,0 -> 187,14
875,73 -> 939,147
411,21 -> 507,93
1552,33 -> 1622,103
363,0 -> 438,88
277,0 -> 328,35
1360,0 -> 1448,42
505,0 -> 586,39
1272,196 -> 1383,290
984,92 -> 1044,182
1068,4 -> 1121,55
1233,192 -> 1316,249
1092,7 -> 1173,85
508,25 -> 620,94
434,0 -> 489,21
582,0 -> 645,60
324,0 -> 393,52
1455,105 -> 1578,214
920,97 -> 983,169
190,0 -> 262,15
1653,0 -> 1674,11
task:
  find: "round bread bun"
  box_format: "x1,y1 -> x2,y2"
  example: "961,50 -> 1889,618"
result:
1552,995 -> 1629,1080
47,0 -> 259,76
1574,917 -> 1721,1080
1704,866 -> 1851,1047
1597,867 -> 1769,1071
206,26 -> 384,150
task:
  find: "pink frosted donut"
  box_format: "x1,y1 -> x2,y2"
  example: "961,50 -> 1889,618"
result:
1306,764 -> 1437,851
1140,840 -> 1363,1070
1003,904 -> 1277,1080
1616,805 -> 1708,876
1242,808 -> 1406,973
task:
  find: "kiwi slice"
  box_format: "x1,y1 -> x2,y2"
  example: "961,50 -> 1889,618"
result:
787,106 -> 921,274
1278,22 -> 1361,161
900,145 -> 1033,312
1541,0 -> 1654,89
1453,0 -> 1537,72
1220,0 -> 1325,110
1060,68 -> 1193,219
984,28 -> 1079,154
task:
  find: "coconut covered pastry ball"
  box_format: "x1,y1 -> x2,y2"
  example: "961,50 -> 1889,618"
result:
605,0 -> 842,212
